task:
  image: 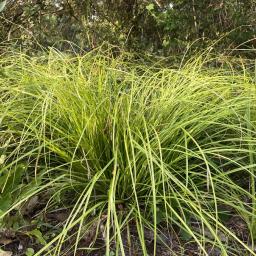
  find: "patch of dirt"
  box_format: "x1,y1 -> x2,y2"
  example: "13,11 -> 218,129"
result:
1,207 -> 254,256
0,229 -> 42,256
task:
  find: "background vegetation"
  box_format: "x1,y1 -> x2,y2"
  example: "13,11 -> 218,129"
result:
0,0 -> 255,55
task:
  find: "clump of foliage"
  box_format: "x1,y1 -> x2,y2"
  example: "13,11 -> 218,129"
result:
0,0 -> 255,55
0,47 -> 256,255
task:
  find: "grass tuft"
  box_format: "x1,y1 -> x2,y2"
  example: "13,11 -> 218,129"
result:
0,47 -> 256,255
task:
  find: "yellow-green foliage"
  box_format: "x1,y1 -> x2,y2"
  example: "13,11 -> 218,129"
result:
0,48 -> 256,255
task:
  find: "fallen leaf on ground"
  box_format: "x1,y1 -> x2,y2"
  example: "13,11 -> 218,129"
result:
0,237 -> 13,245
0,250 -> 13,256
20,195 -> 39,216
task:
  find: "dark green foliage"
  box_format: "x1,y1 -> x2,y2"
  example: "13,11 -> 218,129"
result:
0,1 -> 255,55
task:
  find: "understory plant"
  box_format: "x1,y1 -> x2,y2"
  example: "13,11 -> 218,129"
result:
0,47 -> 256,255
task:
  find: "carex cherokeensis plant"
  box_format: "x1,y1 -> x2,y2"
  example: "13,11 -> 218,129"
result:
0,47 -> 256,255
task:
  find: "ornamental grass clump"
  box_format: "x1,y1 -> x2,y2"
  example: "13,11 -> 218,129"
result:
0,47 -> 256,255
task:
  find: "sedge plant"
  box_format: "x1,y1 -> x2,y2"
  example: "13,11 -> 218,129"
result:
0,46 -> 256,255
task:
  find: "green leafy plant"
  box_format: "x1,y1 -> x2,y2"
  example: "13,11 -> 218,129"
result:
0,47 -> 256,255
25,248 -> 35,256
